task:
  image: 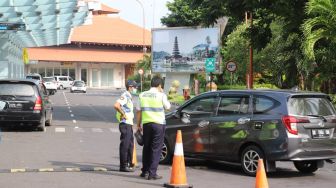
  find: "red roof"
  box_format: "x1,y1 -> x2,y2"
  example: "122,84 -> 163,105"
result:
71,15 -> 151,46
28,47 -> 144,63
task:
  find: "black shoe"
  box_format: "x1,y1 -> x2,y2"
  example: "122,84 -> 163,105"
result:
140,172 -> 149,179
147,175 -> 162,180
119,167 -> 135,172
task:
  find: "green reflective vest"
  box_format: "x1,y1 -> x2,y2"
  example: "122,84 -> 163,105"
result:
116,92 -> 134,125
139,91 -> 165,125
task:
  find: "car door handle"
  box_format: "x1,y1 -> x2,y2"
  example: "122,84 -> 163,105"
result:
198,120 -> 209,128
238,117 -> 251,125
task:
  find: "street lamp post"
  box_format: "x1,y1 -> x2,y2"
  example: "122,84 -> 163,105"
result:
135,0 -> 146,92
135,0 -> 146,54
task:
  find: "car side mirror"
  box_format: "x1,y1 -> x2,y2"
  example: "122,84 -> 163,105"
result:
173,110 -> 180,118
181,112 -> 191,124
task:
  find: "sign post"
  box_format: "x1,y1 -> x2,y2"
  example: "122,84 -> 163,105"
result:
205,58 -> 216,91
226,61 -> 237,85
138,68 -> 144,92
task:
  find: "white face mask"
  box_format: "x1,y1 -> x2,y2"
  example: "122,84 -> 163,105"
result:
131,88 -> 137,94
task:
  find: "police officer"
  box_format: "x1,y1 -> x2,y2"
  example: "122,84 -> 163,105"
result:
114,80 -> 137,172
136,76 -> 171,180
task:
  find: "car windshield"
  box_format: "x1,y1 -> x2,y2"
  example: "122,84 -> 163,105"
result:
288,96 -> 336,116
26,75 -> 40,80
74,82 -> 84,86
43,78 -> 55,82
0,84 -> 35,96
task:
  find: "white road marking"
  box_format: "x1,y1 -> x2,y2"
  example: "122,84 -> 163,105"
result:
69,110 -> 72,113
109,128 -> 119,133
68,106 -> 71,109
73,120 -> 77,124
74,127 -> 84,132
70,114 -> 74,117
55,127 -> 65,132
92,128 -> 103,133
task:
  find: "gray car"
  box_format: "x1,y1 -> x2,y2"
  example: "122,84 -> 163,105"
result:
160,90 -> 336,176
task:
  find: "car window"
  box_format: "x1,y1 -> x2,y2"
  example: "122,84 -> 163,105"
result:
182,97 -> 219,116
217,96 -> 249,115
26,75 -> 40,80
288,96 -> 336,116
59,77 -> 67,81
0,84 -> 35,96
69,77 -> 73,81
43,77 -> 55,82
253,96 -> 279,114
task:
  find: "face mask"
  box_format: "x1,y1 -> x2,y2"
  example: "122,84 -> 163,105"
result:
131,89 -> 137,94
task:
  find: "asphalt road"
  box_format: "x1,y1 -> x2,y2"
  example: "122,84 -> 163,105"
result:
0,89 -> 335,188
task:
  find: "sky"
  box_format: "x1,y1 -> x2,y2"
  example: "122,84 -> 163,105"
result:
99,0 -> 172,30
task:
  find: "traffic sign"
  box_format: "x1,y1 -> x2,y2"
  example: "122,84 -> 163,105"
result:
226,61 -> 237,72
0,22 -> 26,31
205,58 -> 216,72
138,68 -> 144,75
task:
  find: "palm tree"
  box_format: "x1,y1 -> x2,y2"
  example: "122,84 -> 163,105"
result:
302,0 -> 336,60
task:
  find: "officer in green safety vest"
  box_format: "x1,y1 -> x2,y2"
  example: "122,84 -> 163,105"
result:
136,76 -> 171,180
114,80 -> 137,172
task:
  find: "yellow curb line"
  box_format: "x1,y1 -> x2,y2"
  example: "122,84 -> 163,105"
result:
93,167 -> 107,172
11,169 -> 26,173
38,168 -> 54,172
65,168 -> 81,172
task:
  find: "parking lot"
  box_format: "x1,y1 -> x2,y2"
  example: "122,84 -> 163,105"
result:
0,89 -> 335,188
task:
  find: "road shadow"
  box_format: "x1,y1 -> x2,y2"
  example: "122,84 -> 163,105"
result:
49,160 -> 163,186
0,124 -> 41,132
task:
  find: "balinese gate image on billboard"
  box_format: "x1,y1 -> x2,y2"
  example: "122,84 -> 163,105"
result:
152,27 -> 220,73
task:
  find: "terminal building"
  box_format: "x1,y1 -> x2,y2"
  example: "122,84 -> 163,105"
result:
27,3 -> 151,89
0,0 -> 93,80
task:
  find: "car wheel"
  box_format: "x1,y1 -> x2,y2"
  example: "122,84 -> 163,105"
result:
46,113 -> 52,126
294,161 -> 318,174
240,145 -> 264,176
60,85 -> 64,90
160,139 -> 172,164
37,114 -> 46,132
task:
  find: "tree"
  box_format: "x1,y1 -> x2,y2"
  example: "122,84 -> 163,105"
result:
161,0 -> 203,27
302,0 -> 336,60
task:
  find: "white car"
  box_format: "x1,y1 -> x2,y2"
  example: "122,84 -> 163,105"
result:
42,77 -> 57,95
70,80 -> 86,93
54,76 -> 74,90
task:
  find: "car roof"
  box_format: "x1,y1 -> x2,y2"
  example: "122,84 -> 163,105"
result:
0,79 -> 40,85
205,89 -> 328,97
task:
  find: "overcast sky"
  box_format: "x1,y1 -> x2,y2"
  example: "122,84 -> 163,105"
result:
99,0 -> 172,30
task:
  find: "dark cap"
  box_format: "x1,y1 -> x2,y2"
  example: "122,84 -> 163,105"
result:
126,80 -> 137,88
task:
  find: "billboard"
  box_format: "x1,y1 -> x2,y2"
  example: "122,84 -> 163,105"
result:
152,27 -> 220,73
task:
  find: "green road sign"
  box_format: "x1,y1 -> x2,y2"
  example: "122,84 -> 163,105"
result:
205,58 -> 216,72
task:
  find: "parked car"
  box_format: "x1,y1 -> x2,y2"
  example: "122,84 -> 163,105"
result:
54,76 -> 73,90
42,77 -> 57,95
160,90 -> 336,176
70,80 -> 87,93
25,73 -> 42,83
0,79 -> 53,131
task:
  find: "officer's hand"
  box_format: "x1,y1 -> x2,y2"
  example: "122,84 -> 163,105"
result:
120,114 -> 127,120
137,125 -> 142,132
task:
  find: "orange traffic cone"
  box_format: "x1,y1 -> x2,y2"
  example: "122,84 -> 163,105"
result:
255,159 -> 269,188
164,130 -> 193,188
132,141 -> 138,168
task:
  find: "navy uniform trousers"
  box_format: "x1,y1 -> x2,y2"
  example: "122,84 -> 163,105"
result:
142,123 -> 165,177
119,123 -> 134,167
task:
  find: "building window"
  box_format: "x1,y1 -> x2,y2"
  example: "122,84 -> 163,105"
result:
46,68 -> 53,77
39,68 -> 46,77
61,68 -> 68,76
69,68 -> 75,79
54,68 -> 60,76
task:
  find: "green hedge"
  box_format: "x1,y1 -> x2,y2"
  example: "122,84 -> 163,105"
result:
217,84 -> 278,90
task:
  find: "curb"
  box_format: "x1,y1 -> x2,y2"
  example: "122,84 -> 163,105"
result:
0,167 -> 119,174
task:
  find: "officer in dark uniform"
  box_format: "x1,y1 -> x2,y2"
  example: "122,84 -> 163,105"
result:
136,76 -> 171,180
114,80 -> 137,172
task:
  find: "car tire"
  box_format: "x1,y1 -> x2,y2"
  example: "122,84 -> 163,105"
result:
46,113 -> 52,126
160,139 -> 172,164
293,161 -> 318,174
37,114 -> 46,132
240,145 -> 264,176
